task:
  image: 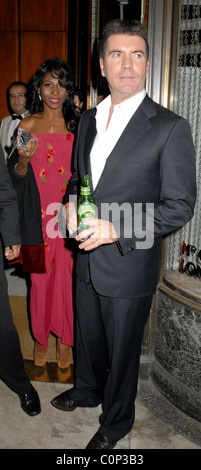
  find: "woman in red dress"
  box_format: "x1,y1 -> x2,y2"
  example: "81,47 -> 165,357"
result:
9,58 -> 79,368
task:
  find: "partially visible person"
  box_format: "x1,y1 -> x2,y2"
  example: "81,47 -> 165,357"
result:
73,86 -> 84,115
0,81 -> 29,162
0,142 -> 40,417
8,58 -> 78,369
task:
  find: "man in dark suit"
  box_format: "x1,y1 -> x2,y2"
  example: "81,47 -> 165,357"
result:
51,19 -> 196,448
0,143 -> 41,416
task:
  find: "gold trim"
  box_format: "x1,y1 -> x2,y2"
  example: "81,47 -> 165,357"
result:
141,0 -> 145,23
169,0 -> 181,111
158,281 -> 201,312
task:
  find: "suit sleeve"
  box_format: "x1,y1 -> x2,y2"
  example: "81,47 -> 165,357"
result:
154,118 -> 196,233
117,117 -> 196,254
0,144 -> 21,247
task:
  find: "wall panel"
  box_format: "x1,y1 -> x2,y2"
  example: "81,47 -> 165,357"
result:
20,0 -> 66,31
0,32 -> 19,118
0,0 -> 18,31
0,0 -> 69,122
0,0 -> 90,122
21,32 -> 67,83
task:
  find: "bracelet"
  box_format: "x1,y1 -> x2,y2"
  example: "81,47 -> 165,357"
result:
14,163 -> 28,176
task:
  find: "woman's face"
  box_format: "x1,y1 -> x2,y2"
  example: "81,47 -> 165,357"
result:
39,71 -> 68,110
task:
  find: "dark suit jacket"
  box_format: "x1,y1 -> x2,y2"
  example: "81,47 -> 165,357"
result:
0,145 -> 21,251
63,94 -> 196,298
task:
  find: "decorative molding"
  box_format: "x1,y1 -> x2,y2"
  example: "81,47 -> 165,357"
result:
146,0 -> 174,107
158,281 -> 201,312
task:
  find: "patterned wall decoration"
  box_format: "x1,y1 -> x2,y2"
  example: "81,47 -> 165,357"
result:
166,0 -> 201,278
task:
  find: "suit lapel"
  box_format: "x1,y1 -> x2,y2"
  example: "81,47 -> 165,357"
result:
94,96 -> 156,195
83,110 -> 96,190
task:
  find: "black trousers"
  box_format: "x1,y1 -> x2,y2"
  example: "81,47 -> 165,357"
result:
0,250 -> 31,395
69,270 -> 153,441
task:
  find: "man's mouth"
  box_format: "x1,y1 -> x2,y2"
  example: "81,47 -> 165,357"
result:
120,74 -> 135,79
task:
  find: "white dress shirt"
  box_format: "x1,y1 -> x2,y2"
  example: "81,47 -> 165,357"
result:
90,89 -> 146,189
0,110 -> 30,162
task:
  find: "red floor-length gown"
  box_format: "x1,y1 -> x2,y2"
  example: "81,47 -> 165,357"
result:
30,133 -> 74,348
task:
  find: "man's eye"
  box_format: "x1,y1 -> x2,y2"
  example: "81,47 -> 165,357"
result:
134,53 -> 143,59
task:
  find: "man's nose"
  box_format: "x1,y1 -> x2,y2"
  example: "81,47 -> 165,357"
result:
122,55 -> 133,68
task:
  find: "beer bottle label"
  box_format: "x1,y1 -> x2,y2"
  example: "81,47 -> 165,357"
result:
78,204 -> 96,224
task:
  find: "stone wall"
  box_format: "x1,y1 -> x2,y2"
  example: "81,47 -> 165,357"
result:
152,288 -> 201,422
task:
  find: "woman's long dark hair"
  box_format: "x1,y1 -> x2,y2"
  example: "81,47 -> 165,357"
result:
27,57 -> 79,132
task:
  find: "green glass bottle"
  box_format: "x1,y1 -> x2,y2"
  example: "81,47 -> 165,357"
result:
78,175 -> 96,234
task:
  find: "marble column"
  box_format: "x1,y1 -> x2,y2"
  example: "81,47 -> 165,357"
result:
152,288 -> 201,422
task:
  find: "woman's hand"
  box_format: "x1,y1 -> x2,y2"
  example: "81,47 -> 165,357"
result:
16,139 -> 38,175
18,138 -> 38,163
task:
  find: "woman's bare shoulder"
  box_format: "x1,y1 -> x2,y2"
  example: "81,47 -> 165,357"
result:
19,114 -> 41,132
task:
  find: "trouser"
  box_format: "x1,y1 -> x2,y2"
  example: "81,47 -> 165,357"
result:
0,250 -> 31,395
69,271 -> 152,441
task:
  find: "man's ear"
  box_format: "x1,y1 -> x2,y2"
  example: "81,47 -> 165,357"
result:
146,59 -> 150,77
99,58 -> 105,77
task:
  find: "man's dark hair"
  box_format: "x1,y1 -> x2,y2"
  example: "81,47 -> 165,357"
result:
6,81 -> 28,114
73,86 -> 83,104
99,19 -> 149,60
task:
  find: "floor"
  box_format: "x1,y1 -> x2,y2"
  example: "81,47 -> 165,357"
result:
1,268 -> 201,457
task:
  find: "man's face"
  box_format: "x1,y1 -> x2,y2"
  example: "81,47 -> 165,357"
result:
9,85 -> 27,115
100,34 -> 149,105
